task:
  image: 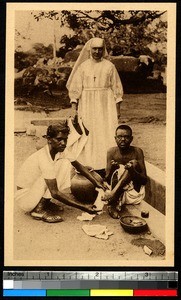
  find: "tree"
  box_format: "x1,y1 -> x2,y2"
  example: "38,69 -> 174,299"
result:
32,11 -> 61,59
32,10 -> 167,65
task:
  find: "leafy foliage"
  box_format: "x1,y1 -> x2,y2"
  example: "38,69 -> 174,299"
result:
15,10 -> 167,97
32,10 -> 167,63
15,64 -> 72,97
57,35 -> 81,58
15,43 -> 54,72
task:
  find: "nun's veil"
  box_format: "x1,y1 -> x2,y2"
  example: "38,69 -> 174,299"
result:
66,37 -> 108,89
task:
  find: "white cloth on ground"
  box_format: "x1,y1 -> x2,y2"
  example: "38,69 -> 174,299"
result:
82,224 -> 113,240
77,212 -> 96,221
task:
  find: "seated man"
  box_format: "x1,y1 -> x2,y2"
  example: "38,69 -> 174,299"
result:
104,124 -> 147,219
15,119 -> 104,223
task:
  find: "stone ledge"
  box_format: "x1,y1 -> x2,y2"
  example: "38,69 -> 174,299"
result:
31,118 -> 66,126
145,162 -> 165,215
145,162 -> 165,186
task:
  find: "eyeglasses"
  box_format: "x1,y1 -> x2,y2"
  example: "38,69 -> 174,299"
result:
115,135 -> 131,140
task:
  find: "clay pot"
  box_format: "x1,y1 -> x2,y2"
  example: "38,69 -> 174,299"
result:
71,169 -> 103,204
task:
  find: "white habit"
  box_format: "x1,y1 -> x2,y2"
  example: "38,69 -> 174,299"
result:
68,58 -> 123,169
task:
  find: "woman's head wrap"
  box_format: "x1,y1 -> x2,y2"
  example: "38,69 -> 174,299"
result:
66,38 -> 108,89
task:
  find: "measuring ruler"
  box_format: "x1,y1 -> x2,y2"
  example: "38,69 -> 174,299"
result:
3,271 -> 178,297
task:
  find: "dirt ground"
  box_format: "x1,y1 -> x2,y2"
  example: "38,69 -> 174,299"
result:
13,93 -> 166,265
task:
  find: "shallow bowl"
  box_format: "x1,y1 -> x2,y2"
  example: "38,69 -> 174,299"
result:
120,215 -> 148,234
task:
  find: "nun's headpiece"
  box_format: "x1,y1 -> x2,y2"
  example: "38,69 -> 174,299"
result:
66,38 -> 108,89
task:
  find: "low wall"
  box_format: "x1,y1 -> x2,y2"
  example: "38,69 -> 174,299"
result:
145,162 -> 165,215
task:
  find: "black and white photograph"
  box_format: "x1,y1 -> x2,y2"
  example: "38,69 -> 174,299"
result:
5,2 -> 176,266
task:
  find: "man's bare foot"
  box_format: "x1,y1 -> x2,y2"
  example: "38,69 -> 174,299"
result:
107,205 -> 120,219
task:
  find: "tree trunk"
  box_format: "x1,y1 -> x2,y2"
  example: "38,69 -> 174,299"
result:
53,17 -> 57,59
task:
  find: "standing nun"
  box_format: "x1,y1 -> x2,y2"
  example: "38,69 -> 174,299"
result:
66,37 -> 124,176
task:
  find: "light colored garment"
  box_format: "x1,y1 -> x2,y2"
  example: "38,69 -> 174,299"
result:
77,212 -> 96,221
68,58 -> 123,169
93,188 -> 105,212
112,164 -> 145,205
15,148 -> 73,211
82,224 -> 113,240
15,119 -> 88,212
